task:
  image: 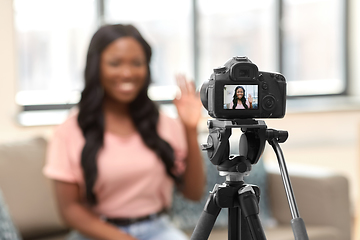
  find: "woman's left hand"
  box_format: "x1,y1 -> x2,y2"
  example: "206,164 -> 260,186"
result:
248,94 -> 253,103
173,74 -> 202,130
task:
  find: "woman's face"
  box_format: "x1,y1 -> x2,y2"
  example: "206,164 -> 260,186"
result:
236,88 -> 244,99
100,37 -> 148,104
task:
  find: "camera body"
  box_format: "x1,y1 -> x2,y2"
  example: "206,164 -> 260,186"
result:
200,56 -> 286,119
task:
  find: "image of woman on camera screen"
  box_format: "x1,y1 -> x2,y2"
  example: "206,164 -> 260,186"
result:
229,86 -> 253,109
43,24 -> 205,240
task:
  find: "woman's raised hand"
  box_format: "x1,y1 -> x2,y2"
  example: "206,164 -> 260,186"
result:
248,94 -> 253,103
173,74 -> 202,129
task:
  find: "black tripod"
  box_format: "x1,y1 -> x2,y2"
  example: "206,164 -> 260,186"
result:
190,119 -> 309,240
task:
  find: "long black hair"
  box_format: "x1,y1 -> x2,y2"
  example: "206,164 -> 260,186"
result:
232,86 -> 248,109
77,24 -> 178,205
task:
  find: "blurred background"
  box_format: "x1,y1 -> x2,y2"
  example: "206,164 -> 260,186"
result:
0,0 -> 359,238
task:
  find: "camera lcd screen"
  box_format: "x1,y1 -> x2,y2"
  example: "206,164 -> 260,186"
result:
223,85 -> 258,110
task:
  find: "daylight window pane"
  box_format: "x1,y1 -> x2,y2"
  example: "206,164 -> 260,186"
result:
197,0 -> 277,84
14,0 -> 97,103
282,0 -> 346,96
105,0 -> 193,86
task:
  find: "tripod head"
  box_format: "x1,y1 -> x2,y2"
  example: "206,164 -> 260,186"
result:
201,119 -> 288,179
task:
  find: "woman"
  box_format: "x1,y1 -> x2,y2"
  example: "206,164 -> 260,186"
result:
230,86 -> 253,109
43,24 -> 205,240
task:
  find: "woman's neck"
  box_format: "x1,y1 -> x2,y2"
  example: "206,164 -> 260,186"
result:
102,96 -> 136,136
103,95 -> 129,116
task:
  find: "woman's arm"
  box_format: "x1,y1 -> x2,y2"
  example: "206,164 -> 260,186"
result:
54,180 -> 137,240
248,94 -> 253,109
173,74 -> 206,201
180,125 -> 206,201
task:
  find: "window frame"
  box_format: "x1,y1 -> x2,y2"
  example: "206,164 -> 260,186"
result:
14,0 -> 350,125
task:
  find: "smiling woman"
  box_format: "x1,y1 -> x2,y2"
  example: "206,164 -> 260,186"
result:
43,24 -> 205,240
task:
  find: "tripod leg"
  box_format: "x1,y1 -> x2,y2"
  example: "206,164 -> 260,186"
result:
190,193 -> 221,240
228,207 -> 253,240
238,188 -> 267,240
228,207 -> 241,239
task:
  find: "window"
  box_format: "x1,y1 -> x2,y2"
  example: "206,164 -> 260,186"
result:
13,0 -> 348,125
282,0 -> 347,96
14,0 -> 97,107
197,0 -> 278,83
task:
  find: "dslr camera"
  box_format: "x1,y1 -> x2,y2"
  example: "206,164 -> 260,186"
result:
200,56 -> 286,119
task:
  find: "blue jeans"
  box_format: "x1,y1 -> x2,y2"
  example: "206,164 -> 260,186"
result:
67,215 -> 189,240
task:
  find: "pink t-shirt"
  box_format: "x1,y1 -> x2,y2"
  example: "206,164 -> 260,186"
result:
43,112 -> 187,218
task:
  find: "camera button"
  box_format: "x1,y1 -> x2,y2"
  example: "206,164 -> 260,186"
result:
258,74 -> 264,81
262,82 -> 269,90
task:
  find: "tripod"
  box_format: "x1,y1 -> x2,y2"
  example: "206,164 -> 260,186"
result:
190,119 -> 309,240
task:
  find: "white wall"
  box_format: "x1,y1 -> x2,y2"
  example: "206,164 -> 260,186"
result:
0,0 -> 54,143
0,0 -> 18,138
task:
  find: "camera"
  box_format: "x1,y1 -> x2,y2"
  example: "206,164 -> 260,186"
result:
200,56 -> 286,119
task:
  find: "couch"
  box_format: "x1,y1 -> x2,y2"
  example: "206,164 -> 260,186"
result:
0,137 -> 352,240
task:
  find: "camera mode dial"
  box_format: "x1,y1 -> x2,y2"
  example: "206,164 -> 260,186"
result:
214,66 -> 227,74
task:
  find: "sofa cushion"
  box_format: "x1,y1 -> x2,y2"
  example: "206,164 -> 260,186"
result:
0,137 -> 68,239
